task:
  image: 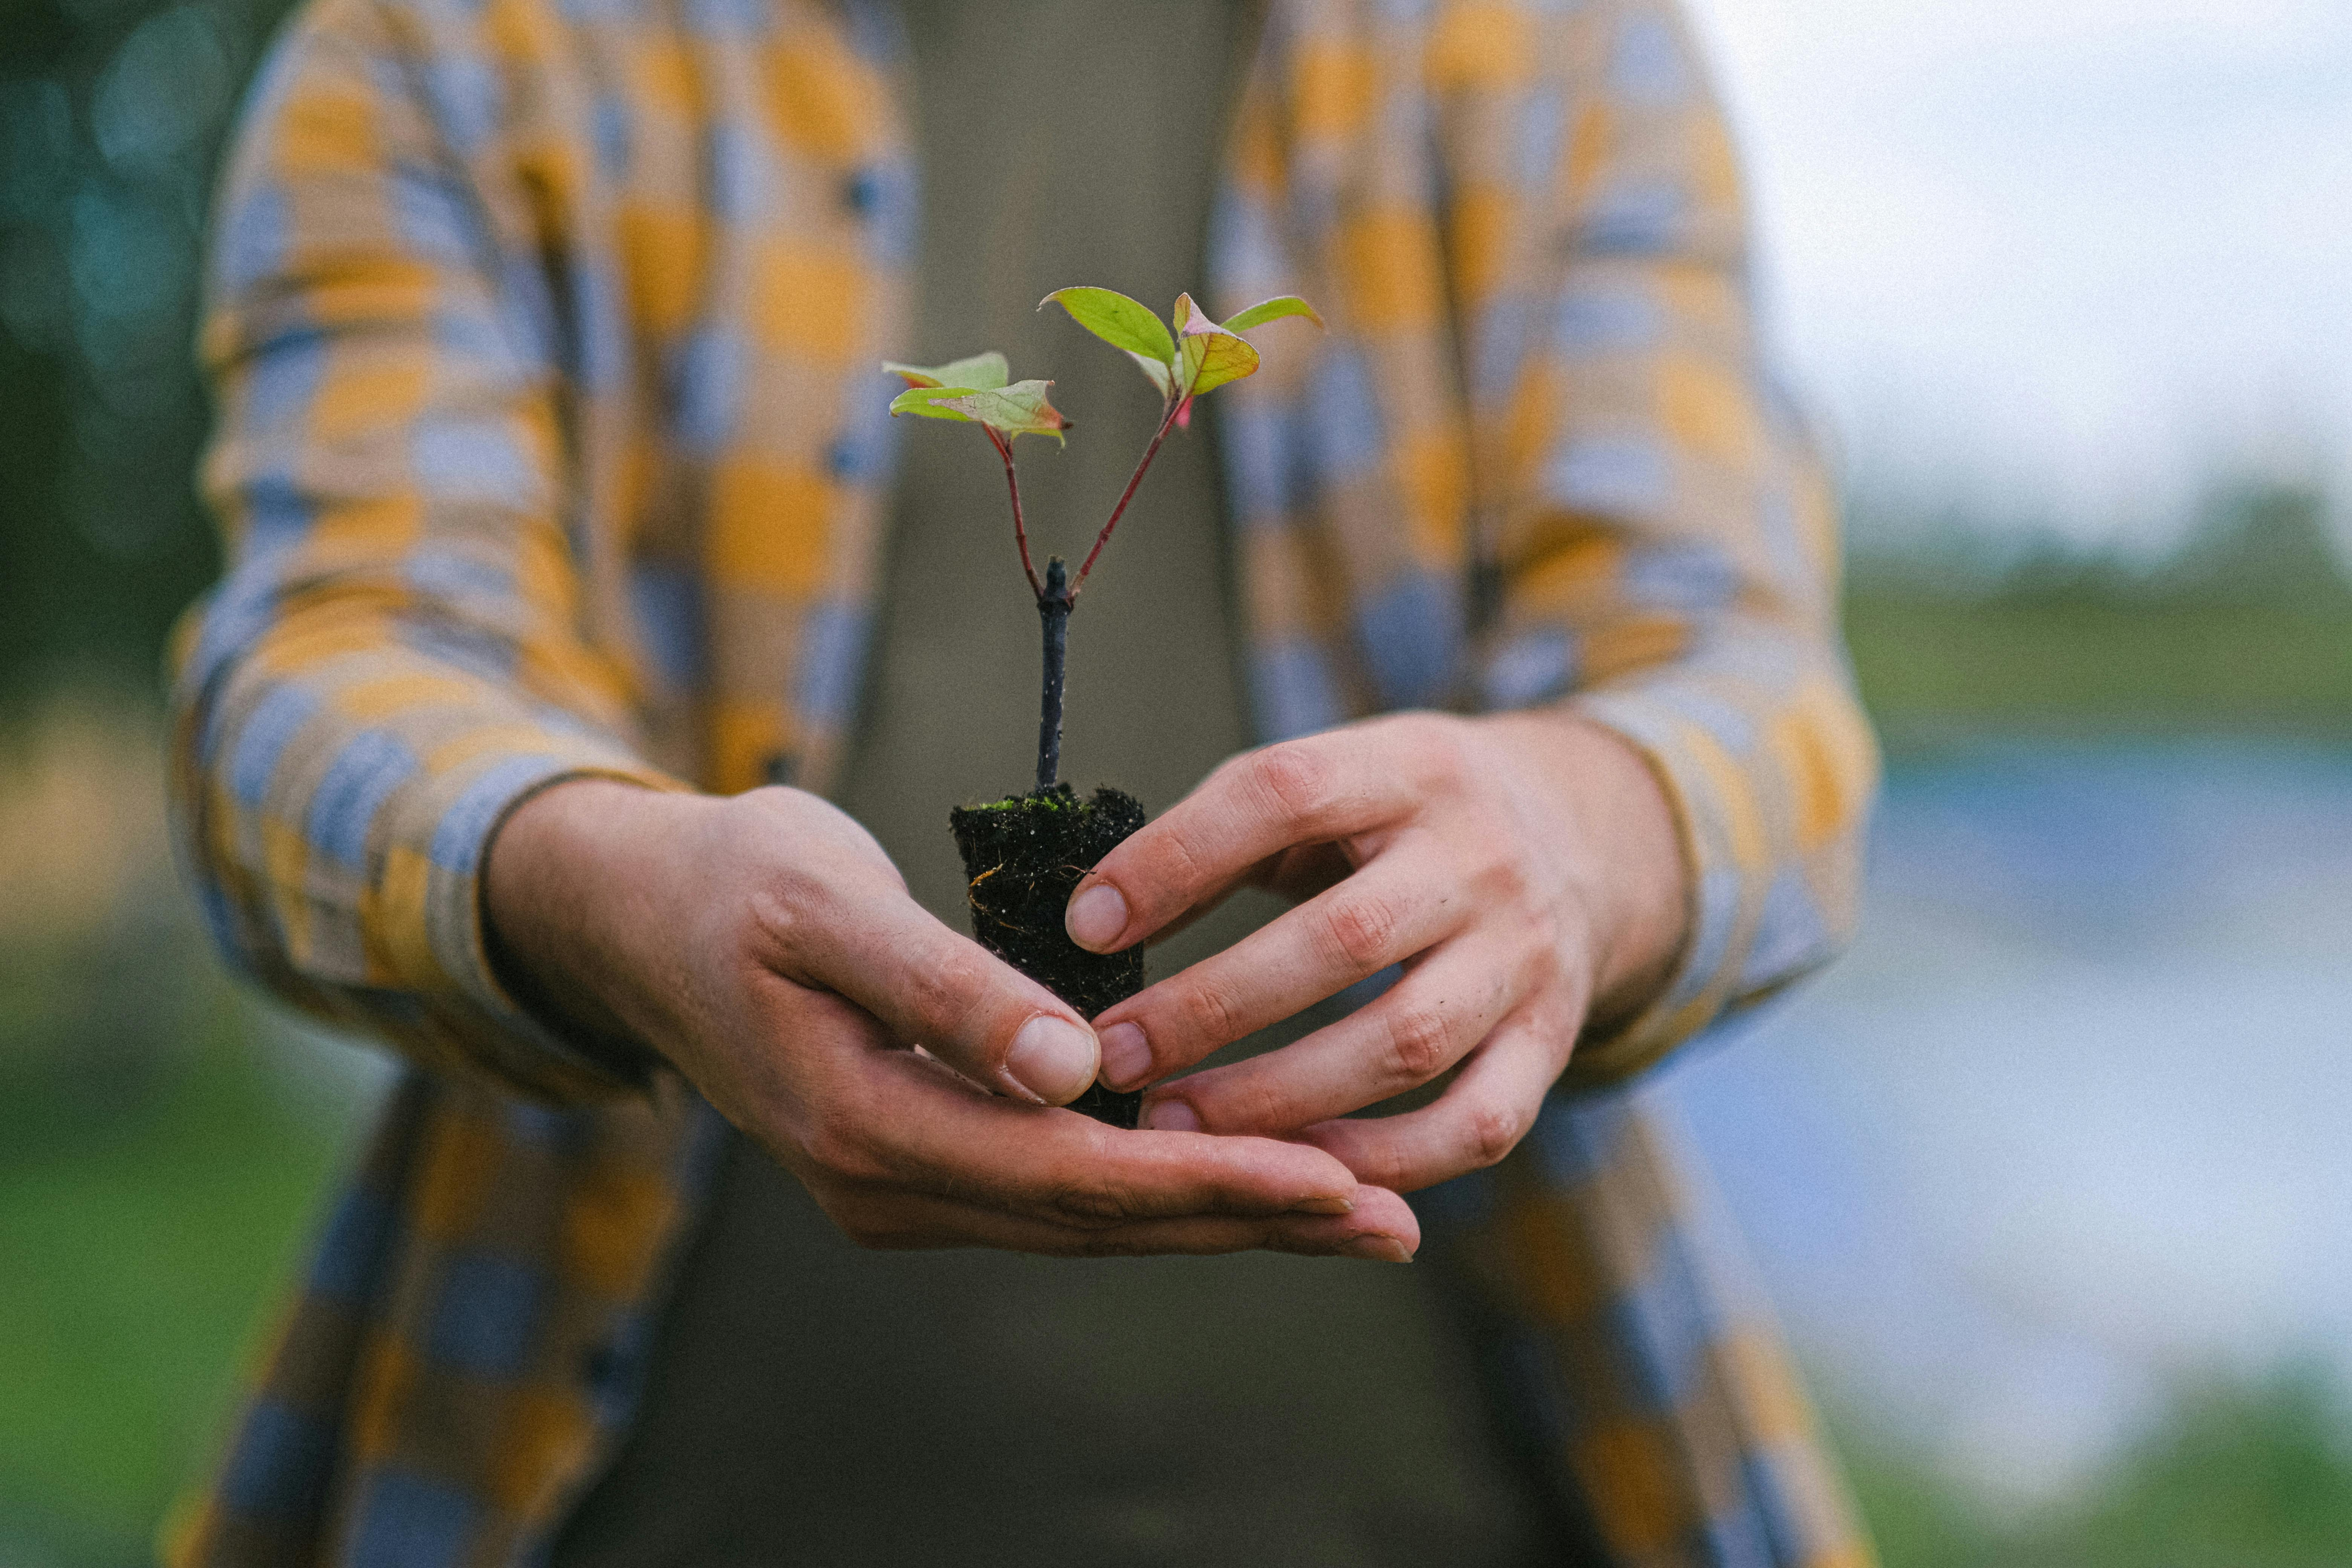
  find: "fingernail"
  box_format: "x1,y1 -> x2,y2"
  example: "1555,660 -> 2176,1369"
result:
1143,1098 -> 1200,1133
1340,1234 -> 1413,1263
1289,1195 -> 1355,1216
1066,882 -> 1128,951
1005,1015 -> 1098,1106
1097,1021 -> 1151,1089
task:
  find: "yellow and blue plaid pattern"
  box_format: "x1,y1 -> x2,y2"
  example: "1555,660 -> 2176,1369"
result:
166,0 -> 1879,1562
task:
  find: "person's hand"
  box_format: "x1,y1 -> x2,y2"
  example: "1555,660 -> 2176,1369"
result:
1064,711 -> 1689,1194
483,780 -> 1419,1259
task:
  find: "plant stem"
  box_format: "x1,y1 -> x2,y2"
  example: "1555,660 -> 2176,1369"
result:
988,427 -> 1044,599
1036,556 -> 1070,791
1070,397 -> 1183,599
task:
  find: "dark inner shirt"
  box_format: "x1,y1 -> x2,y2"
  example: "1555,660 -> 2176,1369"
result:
552,5 -> 1557,1562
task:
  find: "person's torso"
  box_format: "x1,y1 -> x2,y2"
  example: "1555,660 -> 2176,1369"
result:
550,5 -> 1559,1563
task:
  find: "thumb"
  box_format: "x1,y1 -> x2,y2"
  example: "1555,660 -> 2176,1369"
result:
805,891 -> 1101,1107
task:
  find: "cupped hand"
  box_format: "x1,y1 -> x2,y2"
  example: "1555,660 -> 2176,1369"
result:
1064,711 -> 1688,1194
483,780 -> 1418,1260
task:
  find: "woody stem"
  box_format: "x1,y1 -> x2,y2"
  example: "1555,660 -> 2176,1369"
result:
1036,557 -> 1070,791
989,427 -> 1043,600
1070,395 -> 1183,599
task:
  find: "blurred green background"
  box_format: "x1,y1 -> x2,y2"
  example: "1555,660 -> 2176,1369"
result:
2,0 -> 2349,1561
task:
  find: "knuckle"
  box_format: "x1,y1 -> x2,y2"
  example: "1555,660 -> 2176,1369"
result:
1193,1069 -> 1290,1135
1381,1002 -> 1457,1083
1146,822 -> 1212,901
1462,1098 -> 1531,1170
1525,923 -> 1572,989
906,946 -> 1002,1052
1321,891 -> 1402,971
1253,742 -> 1337,827
1175,976 -> 1246,1050
742,877 -> 817,974
799,1107 -> 888,1187
1479,853 -> 1533,907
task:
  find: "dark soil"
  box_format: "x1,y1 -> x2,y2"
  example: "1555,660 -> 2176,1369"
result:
949,783 -> 1146,1128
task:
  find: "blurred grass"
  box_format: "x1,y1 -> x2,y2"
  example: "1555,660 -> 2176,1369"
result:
0,700 -> 359,1568
0,1016 -> 347,1568
1840,1366 -> 2352,1568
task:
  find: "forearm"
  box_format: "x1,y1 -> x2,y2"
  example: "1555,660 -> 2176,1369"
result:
480,777 -> 694,1079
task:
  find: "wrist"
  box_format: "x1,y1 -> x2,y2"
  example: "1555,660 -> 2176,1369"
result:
483,776 -> 703,1071
1477,710 -> 1690,1027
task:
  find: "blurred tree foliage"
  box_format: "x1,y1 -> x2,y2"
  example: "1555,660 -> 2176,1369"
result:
1846,480 -> 2352,749
0,0 -> 297,711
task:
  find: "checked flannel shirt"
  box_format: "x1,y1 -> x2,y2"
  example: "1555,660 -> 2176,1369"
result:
166,0 -> 1883,1561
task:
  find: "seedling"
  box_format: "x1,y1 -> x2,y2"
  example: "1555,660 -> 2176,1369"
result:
885,285 -> 1321,1125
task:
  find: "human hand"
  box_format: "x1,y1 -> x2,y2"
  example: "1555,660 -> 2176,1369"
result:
482,780 -> 1419,1259
1065,712 -> 1689,1194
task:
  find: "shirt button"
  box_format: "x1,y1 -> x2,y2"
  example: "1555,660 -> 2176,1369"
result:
841,167 -> 880,216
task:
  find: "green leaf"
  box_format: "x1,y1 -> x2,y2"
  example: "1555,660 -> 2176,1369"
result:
889,380 -> 1071,444
1221,295 -> 1324,335
1179,332 -> 1260,398
1171,292 -> 1262,399
888,385 -> 980,421
883,351 -> 1010,390
1040,287 -> 1178,371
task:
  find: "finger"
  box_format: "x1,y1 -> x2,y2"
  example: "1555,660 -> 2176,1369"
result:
1092,840 -> 1471,1089
1134,863 -> 1263,948
1295,1014 -> 1571,1193
789,886 -> 1102,1108
825,1046 -> 1368,1228
821,1181 -> 1423,1260
1064,731 -> 1421,955
1139,935 -> 1526,1130
1142,841 -> 1359,951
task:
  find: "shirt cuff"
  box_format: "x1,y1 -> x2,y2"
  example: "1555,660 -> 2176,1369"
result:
1555,686 -> 1761,1087
374,734 -> 689,1101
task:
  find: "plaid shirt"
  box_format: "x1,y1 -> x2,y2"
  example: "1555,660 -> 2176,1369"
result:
166,0 -> 1881,1562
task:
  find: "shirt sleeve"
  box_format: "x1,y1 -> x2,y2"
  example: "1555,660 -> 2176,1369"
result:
1441,0 -> 1881,1083
168,0 -> 684,1103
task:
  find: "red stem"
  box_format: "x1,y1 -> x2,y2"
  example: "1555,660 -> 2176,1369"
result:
987,426 -> 1044,601
1070,397 -> 1183,600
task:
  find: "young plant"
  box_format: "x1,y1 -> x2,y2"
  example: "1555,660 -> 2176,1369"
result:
885,287 -> 1321,1125
886,287 -> 1320,791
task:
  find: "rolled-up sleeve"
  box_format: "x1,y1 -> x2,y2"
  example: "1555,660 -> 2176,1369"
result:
169,0 -> 682,1102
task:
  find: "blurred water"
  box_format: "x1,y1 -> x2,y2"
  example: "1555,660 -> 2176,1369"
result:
1664,741 -> 2352,1503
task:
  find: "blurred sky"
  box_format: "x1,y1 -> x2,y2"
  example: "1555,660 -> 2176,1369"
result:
1685,0 -> 2352,548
